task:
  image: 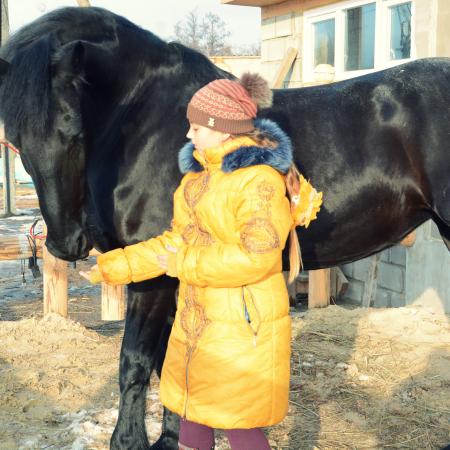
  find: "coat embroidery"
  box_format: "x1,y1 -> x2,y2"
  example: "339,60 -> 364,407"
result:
182,220 -> 214,246
241,217 -> 280,253
183,172 -> 215,246
180,285 -> 210,354
184,172 -> 210,208
240,180 -> 280,254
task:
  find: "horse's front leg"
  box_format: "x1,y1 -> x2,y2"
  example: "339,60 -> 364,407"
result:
110,277 -> 178,450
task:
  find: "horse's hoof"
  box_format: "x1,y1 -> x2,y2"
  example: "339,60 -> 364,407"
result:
110,432 -> 151,450
150,435 -> 179,450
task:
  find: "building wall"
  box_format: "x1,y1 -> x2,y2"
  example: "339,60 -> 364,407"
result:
405,221 -> 450,313
259,0 -> 450,312
260,0 -> 450,87
261,11 -> 303,87
341,247 -> 407,308
209,56 -> 262,78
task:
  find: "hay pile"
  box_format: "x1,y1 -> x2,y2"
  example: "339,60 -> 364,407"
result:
0,304 -> 448,449
272,305 -> 450,449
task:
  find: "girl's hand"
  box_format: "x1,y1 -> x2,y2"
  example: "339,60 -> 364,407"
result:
79,264 -> 103,284
157,245 -> 178,277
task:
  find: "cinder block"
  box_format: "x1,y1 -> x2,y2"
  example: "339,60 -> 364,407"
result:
341,263 -> 354,278
275,14 -> 293,37
269,37 -> 289,61
261,41 -> 270,61
293,12 -> 302,34
374,287 -> 391,308
353,257 -> 372,282
390,246 -> 406,266
261,60 -> 282,82
379,262 -> 404,293
345,279 -> 364,303
380,249 -> 390,263
290,58 -> 302,84
391,292 -> 406,308
429,221 -> 443,241
261,18 -> 276,41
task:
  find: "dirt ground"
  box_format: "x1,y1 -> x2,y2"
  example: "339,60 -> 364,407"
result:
0,258 -> 449,449
0,190 -> 449,449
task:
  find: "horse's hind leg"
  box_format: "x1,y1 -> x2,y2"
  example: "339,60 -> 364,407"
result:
111,279 -> 178,450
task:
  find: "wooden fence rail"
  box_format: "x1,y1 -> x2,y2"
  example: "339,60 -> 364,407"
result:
0,232 -> 125,320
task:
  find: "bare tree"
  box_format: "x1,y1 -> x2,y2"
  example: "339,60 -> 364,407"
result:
232,42 -> 261,56
201,12 -> 231,56
173,10 -> 205,52
173,10 -> 232,56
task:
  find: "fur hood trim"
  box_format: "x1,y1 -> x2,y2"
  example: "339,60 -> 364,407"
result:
178,119 -> 293,174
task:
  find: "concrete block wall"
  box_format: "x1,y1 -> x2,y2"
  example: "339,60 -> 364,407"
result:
260,11 -> 303,87
340,246 -> 407,308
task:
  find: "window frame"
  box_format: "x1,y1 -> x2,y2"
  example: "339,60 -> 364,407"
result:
302,0 -> 415,82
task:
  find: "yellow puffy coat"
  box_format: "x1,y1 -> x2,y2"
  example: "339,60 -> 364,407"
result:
92,119 -> 318,429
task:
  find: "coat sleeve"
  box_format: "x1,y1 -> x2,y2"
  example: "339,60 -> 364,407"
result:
176,167 -> 293,288
92,183 -> 188,285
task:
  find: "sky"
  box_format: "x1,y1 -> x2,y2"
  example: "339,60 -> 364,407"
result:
8,0 -> 261,47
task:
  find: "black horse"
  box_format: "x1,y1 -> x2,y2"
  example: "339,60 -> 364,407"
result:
0,7 -> 448,450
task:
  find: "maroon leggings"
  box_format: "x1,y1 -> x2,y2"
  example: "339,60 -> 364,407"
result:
178,418 -> 271,450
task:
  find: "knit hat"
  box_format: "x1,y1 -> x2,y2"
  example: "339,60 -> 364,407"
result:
187,73 -> 273,134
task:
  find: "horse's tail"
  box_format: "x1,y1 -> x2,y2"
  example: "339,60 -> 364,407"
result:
0,32 -> 53,141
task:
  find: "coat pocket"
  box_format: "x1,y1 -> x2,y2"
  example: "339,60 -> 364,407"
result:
241,286 -> 261,346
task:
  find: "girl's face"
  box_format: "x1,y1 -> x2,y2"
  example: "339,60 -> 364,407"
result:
187,123 -> 230,153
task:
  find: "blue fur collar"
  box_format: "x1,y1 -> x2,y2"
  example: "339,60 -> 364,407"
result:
178,119 -> 293,174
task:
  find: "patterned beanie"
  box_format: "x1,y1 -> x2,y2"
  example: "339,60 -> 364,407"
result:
187,73 -> 273,134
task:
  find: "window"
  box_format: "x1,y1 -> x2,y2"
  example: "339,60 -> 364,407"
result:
303,0 -> 415,82
345,3 -> 376,70
314,19 -> 335,66
389,2 -> 411,60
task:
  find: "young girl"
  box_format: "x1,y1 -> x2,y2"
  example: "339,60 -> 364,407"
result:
81,73 -> 322,450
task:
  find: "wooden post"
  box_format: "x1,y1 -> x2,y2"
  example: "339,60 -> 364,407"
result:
330,267 -> 348,299
271,47 -> 298,89
101,283 -> 125,321
1,124 -> 16,216
362,253 -> 381,308
43,240 -> 68,317
308,269 -> 330,308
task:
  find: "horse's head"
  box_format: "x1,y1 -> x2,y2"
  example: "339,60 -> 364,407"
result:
0,7 -> 228,261
0,8 -> 120,260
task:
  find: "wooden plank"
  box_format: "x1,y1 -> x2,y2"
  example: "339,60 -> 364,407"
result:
1,124 -> 17,216
101,283 -> 126,321
308,268 -> 330,308
362,253 -> 381,308
262,0 -> 336,19
43,242 -> 68,317
0,235 -> 43,260
270,47 -> 298,89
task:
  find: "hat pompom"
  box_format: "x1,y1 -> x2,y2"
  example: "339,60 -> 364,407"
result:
239,72 -> 273,109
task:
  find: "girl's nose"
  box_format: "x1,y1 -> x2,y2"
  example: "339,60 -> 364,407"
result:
186,126 -> 194,139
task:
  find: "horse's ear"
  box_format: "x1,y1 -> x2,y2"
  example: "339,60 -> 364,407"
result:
52,40 -> 86,76
53,40 -> 114,84
0,58 -> 11,76
71,41 -> 85,74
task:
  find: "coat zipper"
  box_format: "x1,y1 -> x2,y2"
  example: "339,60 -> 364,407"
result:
183,286 -> 196,419
241,286 -> 261,347
183,348 -> 193,419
